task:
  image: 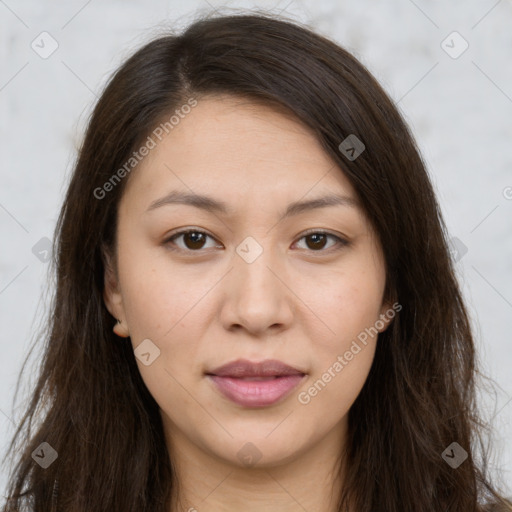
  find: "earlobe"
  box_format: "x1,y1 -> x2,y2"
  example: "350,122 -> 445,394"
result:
113,318 -> 130,338
377,299 -> 396,333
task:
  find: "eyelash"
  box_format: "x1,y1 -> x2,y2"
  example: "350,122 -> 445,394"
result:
163,228 -> 349,254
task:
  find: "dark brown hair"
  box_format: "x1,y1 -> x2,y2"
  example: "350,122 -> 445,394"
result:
2,10 -> 511,512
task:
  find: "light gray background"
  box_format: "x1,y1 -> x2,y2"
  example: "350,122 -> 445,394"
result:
1,0 -> 511,498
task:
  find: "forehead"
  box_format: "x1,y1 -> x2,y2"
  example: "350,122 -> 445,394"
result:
121,94 -> 357,212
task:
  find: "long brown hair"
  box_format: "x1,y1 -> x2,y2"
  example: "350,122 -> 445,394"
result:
2,11 -> 511,512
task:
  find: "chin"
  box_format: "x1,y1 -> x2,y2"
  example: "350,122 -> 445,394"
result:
210,430 -> 308,469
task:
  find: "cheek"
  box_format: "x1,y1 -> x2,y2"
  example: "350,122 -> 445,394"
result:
306,269 -> 384,348
298,265 -> 383,405
296,340 -> 376,434
120,266 -> 207,421
296,276 -> 381,414
117,245 -> 208,341
116,247 -> 214,377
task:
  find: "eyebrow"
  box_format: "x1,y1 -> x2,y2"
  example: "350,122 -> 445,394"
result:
145,190 -> 359,221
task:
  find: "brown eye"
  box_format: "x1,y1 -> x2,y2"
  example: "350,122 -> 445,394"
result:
294,231 -> 349,252
304,233 -> 328,250
181,231 -> 207,250
164,229 -> 219,252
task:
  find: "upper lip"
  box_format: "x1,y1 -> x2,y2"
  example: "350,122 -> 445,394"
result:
206,359 -> 306,378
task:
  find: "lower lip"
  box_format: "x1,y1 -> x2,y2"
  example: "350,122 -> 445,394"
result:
207,375 -> 305,407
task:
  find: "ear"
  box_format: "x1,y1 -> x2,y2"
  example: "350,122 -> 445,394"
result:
102,244 -> 129,337
376,298 -> 399,334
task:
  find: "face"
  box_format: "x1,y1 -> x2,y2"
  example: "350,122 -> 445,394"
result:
104,94 -> 392,469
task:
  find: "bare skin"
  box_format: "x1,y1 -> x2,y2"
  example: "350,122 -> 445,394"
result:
103,94 -> 392,512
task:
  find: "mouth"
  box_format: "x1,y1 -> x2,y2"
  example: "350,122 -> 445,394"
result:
205,359 -> 307,408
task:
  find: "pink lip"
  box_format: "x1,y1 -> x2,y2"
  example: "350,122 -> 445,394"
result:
208,375 -> 305,407
206,359 -> 306,408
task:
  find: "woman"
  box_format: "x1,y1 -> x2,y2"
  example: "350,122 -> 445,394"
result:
2,12 -> 511,512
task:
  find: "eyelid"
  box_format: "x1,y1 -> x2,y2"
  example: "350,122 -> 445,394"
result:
163,227 -> 349,253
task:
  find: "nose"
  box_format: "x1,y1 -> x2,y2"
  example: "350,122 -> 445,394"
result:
220,244 -> 294,336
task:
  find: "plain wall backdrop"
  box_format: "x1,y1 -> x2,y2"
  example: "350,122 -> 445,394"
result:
1,0 -> 511,499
